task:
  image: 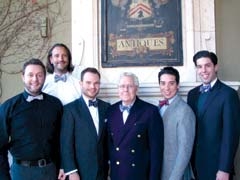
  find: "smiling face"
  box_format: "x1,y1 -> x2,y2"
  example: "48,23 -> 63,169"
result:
80,72 -> 100,100
22,64 -> 45,96
50,46 -> 69,75
159,74 -> 179,99
118,75 -> 138,105
196,57 -> 218,85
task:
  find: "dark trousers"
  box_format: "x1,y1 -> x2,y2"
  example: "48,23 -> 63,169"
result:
10,162 -> 57,180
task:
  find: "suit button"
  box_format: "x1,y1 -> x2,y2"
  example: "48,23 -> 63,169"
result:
116,161 -> 120,165
137,134 -> 141,138
116,147 -> 120,151
131,163 -> 135,167
131,149 -> 135,153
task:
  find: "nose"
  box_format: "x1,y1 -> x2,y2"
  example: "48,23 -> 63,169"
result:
32,75 -> 38,81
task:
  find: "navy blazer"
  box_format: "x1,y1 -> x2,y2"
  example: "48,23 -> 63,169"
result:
187,80 -> 240,179
107,97 -> 164,180
60,96 -> 110,180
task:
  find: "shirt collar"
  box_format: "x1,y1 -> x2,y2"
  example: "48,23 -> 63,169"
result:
82,94 -> 97,106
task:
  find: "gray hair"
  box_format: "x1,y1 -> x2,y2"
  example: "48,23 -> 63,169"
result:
118,72 -> 139,87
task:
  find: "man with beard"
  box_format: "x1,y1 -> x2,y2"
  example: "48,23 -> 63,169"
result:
42,43 -> 81,105
0,59 -> 63,180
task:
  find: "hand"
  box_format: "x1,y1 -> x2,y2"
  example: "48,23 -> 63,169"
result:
58,169 -> 66,180
69,172 -> 80,180
216,170 -> 229,180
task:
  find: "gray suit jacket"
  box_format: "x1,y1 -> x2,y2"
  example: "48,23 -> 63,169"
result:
60,96 -> 110,180
160,95 -> 195,180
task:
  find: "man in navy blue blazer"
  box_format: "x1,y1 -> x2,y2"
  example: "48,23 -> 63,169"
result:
106,72 -> 164,180
187,50 -> 240,180
60,67 -> 110,180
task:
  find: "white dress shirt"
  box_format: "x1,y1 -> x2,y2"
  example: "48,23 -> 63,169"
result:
42,72 -> 81,105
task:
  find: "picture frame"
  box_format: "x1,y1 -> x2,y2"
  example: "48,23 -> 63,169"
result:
101,0 -> 183,67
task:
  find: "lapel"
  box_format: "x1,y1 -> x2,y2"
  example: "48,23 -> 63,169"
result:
163,95 -> 181,118
79,96 -> 98,139
97,99 -> 108,140
197,80 -> 221,119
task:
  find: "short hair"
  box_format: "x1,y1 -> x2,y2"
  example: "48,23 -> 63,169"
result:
46,43 -> 74,73
22,58 -> 46,76
118,72 -> 139,87
193,50 -> 218,66
80,67 -> 101,81
158,66 -> 180,85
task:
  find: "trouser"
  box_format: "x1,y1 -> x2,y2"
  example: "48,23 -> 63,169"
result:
10,162 -> 57,180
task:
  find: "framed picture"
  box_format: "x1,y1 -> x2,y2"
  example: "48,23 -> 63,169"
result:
101,0 -> 183,67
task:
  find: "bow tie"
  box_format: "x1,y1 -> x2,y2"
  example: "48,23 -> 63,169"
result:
54,74 -> 67,82
89,100 -> 98,107
159,99 -> 169,107
26,94 -> 43,102
199,84 -> 211,93
119,104 -> 131,113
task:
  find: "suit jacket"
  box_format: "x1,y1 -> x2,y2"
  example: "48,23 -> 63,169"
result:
187,80 -> 240,179
60,96 -> 110,180
107,97 -> 164,180
160,94 -> 195,180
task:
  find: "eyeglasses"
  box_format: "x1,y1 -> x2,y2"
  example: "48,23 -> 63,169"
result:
118,84 -> 136,90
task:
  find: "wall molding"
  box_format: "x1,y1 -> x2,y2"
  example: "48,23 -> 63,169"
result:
99,81 -> 240,105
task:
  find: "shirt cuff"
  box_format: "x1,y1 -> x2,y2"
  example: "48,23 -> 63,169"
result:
65,169 -> 78,176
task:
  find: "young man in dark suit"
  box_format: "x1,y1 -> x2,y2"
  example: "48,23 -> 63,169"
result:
60,67 -> 110,180
187,50 -> 240,180
106,72 -> 164,180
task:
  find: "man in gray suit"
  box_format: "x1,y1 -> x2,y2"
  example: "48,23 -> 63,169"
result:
60,67 -> 110,180
158,66 -> 196,180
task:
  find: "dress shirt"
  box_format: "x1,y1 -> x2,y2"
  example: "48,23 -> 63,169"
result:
42,72 -> 81,105
83,95 -> 99,134
120,102 -> 134,124
0,91 -> 62,171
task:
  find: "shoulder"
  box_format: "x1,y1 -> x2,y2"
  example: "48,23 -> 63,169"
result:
67,74 -> 80,82
43,93 -> 62,107
135,97 -> 158,110
188,85 -> 200,95
215,80 -> 238,99
97,98 -> 111,107
64,98 -> 81,108
0,93 -> 22,110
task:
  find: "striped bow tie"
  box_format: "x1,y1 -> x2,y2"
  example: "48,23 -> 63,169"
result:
199,84 -> 211,93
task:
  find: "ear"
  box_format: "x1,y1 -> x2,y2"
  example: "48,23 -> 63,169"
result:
214,64 -> 219,73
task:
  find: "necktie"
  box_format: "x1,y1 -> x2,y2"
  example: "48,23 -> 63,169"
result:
54,74 -> 67,82
89,100 -> 98,107
159,99 -> 169,107
199,84 -> 211,93
26,94 -> 43,102
119,104 -> 131,113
